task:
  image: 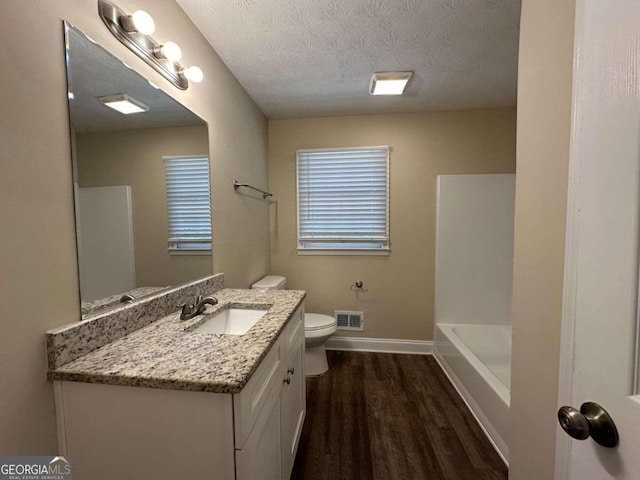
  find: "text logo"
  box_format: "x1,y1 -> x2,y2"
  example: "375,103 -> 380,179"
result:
0,456 -> 72,480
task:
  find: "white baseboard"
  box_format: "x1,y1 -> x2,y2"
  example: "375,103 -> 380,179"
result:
325,336 -> 433,355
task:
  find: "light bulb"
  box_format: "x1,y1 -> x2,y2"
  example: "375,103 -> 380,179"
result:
120,10 -> 155,35
182,66 -> 204,83
131,10 -> 155,34
155,41 -> 182,62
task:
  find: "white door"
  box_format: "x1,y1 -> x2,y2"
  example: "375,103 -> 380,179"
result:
555,0 -> 640,478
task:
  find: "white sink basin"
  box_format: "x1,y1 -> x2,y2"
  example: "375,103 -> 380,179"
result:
192,308 -> 268,335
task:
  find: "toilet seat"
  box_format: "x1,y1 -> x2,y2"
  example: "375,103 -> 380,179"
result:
305,313 -> 336,331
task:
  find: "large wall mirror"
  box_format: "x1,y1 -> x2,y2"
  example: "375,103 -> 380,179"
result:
64,23 -> 212,318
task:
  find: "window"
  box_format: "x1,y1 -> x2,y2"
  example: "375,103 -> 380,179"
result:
296,146 -> 389,255
163,155 -> 212,253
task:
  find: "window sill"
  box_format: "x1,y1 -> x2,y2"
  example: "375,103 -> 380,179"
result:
297,248 -> 390,256
168,249 -> 212,256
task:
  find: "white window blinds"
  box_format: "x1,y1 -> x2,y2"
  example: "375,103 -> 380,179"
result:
296,147 -> 389,253
163,155 -> 212,252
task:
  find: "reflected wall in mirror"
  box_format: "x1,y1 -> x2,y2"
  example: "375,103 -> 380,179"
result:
64,23 -> 213,318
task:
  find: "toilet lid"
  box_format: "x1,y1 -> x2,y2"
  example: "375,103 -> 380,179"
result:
305,313 -> 336,331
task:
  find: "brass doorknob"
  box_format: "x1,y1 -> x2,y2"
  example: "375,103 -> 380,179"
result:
557,401 -> 618,448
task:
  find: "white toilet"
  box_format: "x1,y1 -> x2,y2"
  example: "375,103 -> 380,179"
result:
251,275 -> 337,376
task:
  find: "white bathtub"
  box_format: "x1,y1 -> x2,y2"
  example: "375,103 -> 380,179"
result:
434,323 -> 511,464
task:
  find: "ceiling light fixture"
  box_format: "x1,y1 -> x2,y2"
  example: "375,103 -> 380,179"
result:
98,94 -> 149,114
98,0 -> 203,90
369,71 -> 413,95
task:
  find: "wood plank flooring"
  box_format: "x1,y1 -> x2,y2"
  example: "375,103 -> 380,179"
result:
291,351 -> 507,480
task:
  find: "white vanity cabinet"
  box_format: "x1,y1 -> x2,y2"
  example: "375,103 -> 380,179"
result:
279,304 -> 306,480
54,302 -> 306,480
234,302 -> 305,480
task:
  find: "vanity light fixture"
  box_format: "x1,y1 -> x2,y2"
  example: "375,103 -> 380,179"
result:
98,0 -> 203,90
369,71 -> 413,95
98,94 -> 149,114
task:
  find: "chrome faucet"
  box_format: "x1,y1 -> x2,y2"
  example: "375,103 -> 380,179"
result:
119,294 -> 136,303
180,295 -> 218,320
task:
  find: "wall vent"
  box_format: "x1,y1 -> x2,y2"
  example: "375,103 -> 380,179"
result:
335,310 -> 364,331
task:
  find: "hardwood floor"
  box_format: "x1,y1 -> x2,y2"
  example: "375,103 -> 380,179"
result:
291,351 -> 507,480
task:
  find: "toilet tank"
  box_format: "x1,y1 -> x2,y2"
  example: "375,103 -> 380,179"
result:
251,275 -> 286,290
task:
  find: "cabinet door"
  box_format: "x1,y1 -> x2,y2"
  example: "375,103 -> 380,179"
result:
236,394 -> 282,480
234,336 -> 284,449
280,336 -> 306,480
57,382 -> 236,480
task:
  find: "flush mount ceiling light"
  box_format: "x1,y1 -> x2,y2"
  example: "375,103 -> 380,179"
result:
369,71 -> 413,95
98,94 -> 149,114
98,0 -> 203,90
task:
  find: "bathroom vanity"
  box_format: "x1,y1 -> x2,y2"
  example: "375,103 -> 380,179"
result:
48,282 -> 306,480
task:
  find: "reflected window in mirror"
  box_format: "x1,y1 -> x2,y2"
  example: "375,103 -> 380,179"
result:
163,155 -> 212,253
64,23 -> 213,318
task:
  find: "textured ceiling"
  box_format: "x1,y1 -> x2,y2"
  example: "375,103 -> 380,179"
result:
177,0 -> 521,119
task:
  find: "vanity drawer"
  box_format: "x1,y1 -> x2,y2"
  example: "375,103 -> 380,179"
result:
233,337 -> 284,449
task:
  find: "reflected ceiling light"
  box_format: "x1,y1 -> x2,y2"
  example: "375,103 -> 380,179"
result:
180,66 -> 204,83
98,94 -> 149,114
98,0 -> 202,90
369,71 -> 413,95
119,10 -> 155,35
154,41 -> 182,62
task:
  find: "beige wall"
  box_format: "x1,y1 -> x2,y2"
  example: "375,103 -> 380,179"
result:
0,0 -> 268,453
77,126 -> 211,289
269,109 -> 516,341
509,0 -> 576,478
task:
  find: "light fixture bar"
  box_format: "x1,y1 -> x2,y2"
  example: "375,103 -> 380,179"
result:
369,71 -> 413,95
98,0 -> 203,90
98,94 -> 149,114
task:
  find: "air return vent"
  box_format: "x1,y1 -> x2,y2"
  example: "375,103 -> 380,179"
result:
335,310 -> 364,331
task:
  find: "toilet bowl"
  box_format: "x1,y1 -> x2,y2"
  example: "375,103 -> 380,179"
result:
304,313 -> 337,376
251,275 -> 337,376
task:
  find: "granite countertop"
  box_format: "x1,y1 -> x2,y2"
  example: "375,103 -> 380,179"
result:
49,289 -> 305,394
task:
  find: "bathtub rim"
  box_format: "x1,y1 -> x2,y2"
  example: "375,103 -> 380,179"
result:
441,323 -> 511,404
